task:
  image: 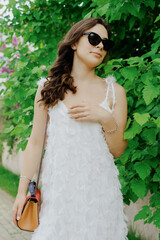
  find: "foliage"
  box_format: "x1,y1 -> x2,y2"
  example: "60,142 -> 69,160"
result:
0,163 -> 20,197
0,0 -> 160,234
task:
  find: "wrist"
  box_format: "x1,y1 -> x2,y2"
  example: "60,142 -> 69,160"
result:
17,191 -> 27,197
102,121 -> 118,134
18,178 -> 30,195
101,116 -> 118,134
20,175 -> 31,182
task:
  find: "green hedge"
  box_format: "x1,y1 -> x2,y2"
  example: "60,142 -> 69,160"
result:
0,0 -> 159,236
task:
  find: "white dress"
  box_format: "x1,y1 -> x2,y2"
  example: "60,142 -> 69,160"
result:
31,75 -> 129,240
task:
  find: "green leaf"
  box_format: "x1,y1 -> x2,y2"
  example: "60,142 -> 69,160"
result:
153,116 -> 160,128
26,88 -> 36,97
118,148 -> 130,164
126,56 -> 143,65
125,117 -> 131,130
123,121 -> 142,139
141,128 -> 157,144
130,179 -> 146,198
23,106 -> 34,113
140,72 -> 154,86
84,9 -> 95,19
3,125 -> 14,133
12,6 -> 20,18
133,113 -> 150,126
154,14 -> 160,23
134,205 -> 152,221
96,3 -> 110,16
16,139 -> 28,152
8,0 -> 16,8
149,145 -> 158,157
10,124 -> 28,135
143,85 -> 159,105
120,67 -> 138,81
151,39 -> 160,53
152,210 -> 160,228
134,162 -> 151,180
131,150 -> 142,162
128,139 -> 139,152
129,17 -> 135,31
150,157 -> 160,168
127,96 -> 134,107
0,4 -> 5,9
127,2 -> 140,17
31,67 -> 43,75
153,173 -> 160,182
152,58 -> 160,64
16,61 -> 28,69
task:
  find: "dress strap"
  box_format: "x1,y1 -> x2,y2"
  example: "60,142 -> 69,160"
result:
104,75 -> 117,113
37,76 -> 47,88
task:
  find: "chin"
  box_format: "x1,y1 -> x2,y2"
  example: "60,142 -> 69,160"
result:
86,56 -> 104,68
87,60 -> 103,68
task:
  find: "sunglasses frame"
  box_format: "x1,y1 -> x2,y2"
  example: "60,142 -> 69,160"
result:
82,31 -> 114,51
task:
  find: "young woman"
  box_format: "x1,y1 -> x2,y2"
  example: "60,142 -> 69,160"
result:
12,17 -> 129,239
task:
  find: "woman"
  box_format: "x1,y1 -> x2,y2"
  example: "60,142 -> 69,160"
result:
12,17 -> 129,239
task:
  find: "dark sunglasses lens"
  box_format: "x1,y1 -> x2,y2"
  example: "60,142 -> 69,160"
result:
87,32 -> 114,51
88,33 -> 101,46
103,39 -> 114,51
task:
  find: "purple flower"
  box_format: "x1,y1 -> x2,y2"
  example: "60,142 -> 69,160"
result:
12,103 -> 20,109
12,36 -> 18,47
4,117 -> 9,121
1,67 -> 9,73
15,52 -> 20,58
0,67 -> 15,73
2,44 -> 6,48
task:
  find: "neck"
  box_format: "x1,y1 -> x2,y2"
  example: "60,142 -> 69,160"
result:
70,56 -> 97,85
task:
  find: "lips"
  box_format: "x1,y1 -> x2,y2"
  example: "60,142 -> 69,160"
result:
91,52 -> 102,57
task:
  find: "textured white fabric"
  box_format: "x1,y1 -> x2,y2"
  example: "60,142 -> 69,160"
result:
32,75 -> 129,240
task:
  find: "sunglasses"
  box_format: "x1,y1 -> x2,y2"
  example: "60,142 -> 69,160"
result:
82,31 -> 114,51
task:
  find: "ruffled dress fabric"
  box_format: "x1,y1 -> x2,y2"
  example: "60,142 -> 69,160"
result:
31,75 -> 129,240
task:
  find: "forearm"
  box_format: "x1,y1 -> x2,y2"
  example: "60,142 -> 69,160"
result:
100,113 -> 128,158
18,142 -> 42,195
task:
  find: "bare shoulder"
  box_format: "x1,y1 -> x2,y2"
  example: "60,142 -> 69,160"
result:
35,85 -> 43,103
114,81 -> 126,92
114,82 -> 127,99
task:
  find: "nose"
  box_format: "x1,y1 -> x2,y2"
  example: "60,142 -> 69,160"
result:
96,41 -> 103,50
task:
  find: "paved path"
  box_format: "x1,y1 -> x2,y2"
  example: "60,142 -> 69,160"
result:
0,188 -> 32,240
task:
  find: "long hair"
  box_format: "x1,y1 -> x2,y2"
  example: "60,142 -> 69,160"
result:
38,18 -> 112,107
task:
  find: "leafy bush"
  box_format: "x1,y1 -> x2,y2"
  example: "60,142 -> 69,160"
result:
0,0 -> 160,235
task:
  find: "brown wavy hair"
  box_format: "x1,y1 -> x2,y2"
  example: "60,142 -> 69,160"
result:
38,17 -> 112,108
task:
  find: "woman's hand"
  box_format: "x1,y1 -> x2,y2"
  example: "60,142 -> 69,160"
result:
12,193 -> 26,227
67,100 -> 109,124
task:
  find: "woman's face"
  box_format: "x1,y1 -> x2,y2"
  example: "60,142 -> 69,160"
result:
72,23 -> 108,68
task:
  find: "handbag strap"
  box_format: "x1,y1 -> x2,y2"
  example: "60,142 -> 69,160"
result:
36,112 -> 49,190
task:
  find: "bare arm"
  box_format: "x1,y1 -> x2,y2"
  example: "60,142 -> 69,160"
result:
100,84 -> 128,158
17,85 -> 48,195
12,83 -> 49,226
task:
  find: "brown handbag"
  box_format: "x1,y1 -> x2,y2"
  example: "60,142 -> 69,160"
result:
17,114 -> 48,232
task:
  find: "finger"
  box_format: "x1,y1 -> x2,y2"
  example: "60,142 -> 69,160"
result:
70,111 -> 88,119
17,207 -> 23,221
68,106 -> 89,114
12,207 -> 18,227
75,116 -> 89,121
69,103 -> 87,109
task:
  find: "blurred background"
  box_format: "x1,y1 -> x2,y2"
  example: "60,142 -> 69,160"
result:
0,0 -> 160,239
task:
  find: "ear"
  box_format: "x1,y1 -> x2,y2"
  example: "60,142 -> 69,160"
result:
71,43 -> 77,50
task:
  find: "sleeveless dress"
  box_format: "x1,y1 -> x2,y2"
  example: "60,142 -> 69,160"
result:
31,75 -> 129,240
